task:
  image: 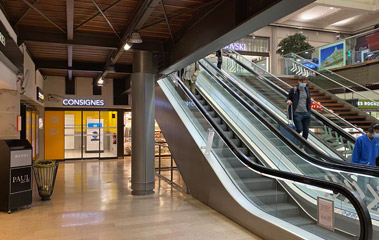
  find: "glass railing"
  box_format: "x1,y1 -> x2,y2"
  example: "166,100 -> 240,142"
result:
296,28 -> 379,68
282,54 -> 379,122
159,75 -> 372,239
220,50 -> 362,158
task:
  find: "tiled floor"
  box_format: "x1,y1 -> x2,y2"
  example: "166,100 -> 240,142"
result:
0,158 -> 261,240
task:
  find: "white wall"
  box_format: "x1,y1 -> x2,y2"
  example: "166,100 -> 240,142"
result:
21,46 -> 44,106
253,26 -> 338,75
0,89 -> 20,139
44,76 -> 130,109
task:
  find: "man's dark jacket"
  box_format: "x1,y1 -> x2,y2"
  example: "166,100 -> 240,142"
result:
286,86 -> 311,120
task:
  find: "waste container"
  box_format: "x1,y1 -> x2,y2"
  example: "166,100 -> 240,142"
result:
33,160 -> 59,201
0,140 -> 33,213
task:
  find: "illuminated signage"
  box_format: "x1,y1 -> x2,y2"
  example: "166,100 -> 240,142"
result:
63,99 -> 104,106
0,31 -> 5,46
357,100 -> 379,109
224,43 -> 246,51
36,87 -> 44,103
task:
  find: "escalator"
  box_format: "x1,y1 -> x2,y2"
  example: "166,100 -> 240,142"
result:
156,73 -> 373,239
223,50 -> 363,160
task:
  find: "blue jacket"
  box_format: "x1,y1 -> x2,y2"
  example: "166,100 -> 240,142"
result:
351,134 -> 379,166
287,85 -> 311,120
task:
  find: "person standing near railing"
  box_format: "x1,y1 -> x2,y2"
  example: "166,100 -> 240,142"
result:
286,77 -> 312,139
351,123 -> 379,166
182,62 -> 200,94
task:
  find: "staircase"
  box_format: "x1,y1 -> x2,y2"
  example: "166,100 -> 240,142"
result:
278,77 -> 375,131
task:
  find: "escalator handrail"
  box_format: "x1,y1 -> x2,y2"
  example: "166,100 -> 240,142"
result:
228,49 -> 365,136
226,52 -> 359,143
287,52 -> 379,99
199,59 -> 379,175
284,56 -> 379,107
168,74 -> 372,240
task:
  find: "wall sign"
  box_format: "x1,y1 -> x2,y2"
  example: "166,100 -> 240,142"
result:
357,100 -> 379,109
317,197 -> 334,231
0,31 -> 5,46
10,167 -> 32,194
10,149 -> 31,168
63,99 -> 104,106
224,43 -> 247,51
37,87 -> 44,103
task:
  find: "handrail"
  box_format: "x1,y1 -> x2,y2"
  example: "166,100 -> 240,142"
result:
200,58 -> 379,175
225,48 -> 365,136
285,56 -> 379,104
167,74 -> 373,240
224,50 -> 360,144
288,52 -> 379,99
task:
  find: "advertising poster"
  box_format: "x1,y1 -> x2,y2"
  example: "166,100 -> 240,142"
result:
319,40 -> 345,70
86,118 -> 104,152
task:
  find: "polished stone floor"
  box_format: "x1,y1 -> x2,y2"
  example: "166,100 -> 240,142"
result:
0,158 -> 261,240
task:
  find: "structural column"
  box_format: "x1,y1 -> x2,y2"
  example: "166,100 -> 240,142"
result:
131,50 -> 155,195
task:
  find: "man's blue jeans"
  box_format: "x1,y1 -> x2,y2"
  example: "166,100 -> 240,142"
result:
293,112 -> 311,139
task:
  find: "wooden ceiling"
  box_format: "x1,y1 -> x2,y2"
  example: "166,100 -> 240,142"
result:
1,0 -> 214,78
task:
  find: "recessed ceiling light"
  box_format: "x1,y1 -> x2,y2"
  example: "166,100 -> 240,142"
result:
329,7 -> 335,10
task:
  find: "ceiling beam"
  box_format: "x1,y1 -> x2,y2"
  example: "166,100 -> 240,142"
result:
15,0 -> 39,26
35,60 -> 132,74
18,28 -> 165,52
66,0 -> 74,80
75,0 -> 123,31
92,0 -> 120,39
18,28 -> 119,49
161,0 -> 315,74
22,0 -> 66,34
97,0 -> 161,80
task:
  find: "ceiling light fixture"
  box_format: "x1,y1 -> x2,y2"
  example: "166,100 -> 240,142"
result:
98,77 -> 104,85
130,32 -> 143,44
123,42 -> 132,51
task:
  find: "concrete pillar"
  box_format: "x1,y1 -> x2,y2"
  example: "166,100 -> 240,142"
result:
131,50 -> 155,195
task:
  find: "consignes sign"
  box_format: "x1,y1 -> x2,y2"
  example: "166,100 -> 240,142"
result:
63,99 -> 104,106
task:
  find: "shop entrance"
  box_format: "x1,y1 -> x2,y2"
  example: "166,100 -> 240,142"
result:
45,110 -> 118,160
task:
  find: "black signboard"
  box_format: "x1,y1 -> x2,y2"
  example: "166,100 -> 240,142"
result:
10,167 -> 31,194
0,20 -> 23,71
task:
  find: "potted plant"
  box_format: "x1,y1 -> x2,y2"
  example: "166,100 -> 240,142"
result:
276,33 -> 314,59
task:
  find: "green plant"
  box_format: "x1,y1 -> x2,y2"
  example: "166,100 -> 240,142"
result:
276,33 -> 314,58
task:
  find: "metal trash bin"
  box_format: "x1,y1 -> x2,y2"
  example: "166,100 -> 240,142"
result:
33,160 -> 59,201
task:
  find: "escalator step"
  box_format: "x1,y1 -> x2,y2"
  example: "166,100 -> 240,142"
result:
199,100 -> 206,105
247,190 -> 288,205
223,131 -> 233,138
213,117 -> 222,124
261,203 -> 300,218
195,94 -> 202,100
219,124 -> 227,131
236,178 -> 276,191
209,111 -> 216,117
204,105 -> 211,111
282,216 -> 314,226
